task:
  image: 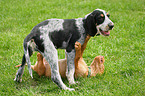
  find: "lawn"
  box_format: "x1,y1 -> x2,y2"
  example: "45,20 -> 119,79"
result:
0,0 -> 144,95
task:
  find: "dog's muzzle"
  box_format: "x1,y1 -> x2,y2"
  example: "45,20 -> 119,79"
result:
98,22 -> 114,36
108,23 -> 114,30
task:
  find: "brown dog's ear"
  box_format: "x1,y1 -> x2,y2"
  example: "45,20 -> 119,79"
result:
84,14 -> 97,37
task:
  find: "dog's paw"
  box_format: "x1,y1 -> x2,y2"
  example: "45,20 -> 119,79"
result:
75,81 -> 80,84
75,42 -> 81,50
14,76 -> 22,82
69,80 -> 76,85
65,87 -> 75,91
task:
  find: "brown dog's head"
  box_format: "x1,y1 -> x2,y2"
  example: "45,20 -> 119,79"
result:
90,56 -> 105,75
94,56 -> 105,64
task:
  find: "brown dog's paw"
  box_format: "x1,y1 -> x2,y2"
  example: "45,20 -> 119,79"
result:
75,42 -> 81,50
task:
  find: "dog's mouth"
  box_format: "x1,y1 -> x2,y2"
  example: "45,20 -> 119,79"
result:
99,29 -> 110,36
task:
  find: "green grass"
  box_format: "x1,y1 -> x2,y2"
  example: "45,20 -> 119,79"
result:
0,0 -> 144,95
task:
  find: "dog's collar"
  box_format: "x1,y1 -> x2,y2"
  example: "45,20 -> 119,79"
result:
87,67 -> 91,77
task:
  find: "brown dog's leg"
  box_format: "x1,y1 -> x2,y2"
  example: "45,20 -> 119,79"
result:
81,35 -> 91,56
74,35 -> 91,67
74,42 -> 82,67
74,40 -> 90,78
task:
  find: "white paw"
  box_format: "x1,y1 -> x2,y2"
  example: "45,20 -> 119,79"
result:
14,76 -> 22,82
65,87 -> 75,91
76,81 -> 80,84
69,80 -> 76,85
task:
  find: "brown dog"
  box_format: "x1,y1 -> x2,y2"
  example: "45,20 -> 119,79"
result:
16,35 -> 105,78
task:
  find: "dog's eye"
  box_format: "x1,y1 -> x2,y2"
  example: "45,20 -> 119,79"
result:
97,14 -> 104,19
100,14 -> 104,17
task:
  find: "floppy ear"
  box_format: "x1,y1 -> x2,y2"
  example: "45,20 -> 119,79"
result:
85,14 -> 97,37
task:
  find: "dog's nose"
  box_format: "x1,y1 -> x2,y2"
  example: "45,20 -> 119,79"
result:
108,23 -> 114,30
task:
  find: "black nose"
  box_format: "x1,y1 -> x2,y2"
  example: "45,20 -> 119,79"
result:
108,24 -> 114,30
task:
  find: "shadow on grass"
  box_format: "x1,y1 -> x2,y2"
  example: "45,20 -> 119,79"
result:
14,71 -> 78,93
14,69 -> 108,94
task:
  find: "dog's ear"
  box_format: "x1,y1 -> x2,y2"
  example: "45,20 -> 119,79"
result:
85,14 -> 97,37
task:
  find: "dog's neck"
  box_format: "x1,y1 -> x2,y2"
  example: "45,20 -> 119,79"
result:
87,66 -> 91,77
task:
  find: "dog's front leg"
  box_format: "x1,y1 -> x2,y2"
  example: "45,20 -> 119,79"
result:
42,41 -> 74,91
66,49 -> 76,84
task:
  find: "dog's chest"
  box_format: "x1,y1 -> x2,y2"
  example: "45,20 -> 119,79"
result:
75,18 -> 86,45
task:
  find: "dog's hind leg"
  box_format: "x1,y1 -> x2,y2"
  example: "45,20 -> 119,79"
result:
14,54 -> 26,82
14,41 -> 33,82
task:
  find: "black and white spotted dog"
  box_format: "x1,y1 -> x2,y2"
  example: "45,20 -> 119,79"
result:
14,9 -> 114,91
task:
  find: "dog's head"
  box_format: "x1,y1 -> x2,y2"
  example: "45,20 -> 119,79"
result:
84,9 -> 114,36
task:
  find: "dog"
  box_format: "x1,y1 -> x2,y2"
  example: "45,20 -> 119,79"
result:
15,36 -> 105,78
14,9 -> 114,90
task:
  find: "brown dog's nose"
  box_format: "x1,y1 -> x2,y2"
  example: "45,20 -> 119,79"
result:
108,23 -> 114,30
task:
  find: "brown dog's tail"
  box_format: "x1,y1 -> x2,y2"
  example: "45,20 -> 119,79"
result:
15,64 -> 27,67
15,64 -> 35,71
